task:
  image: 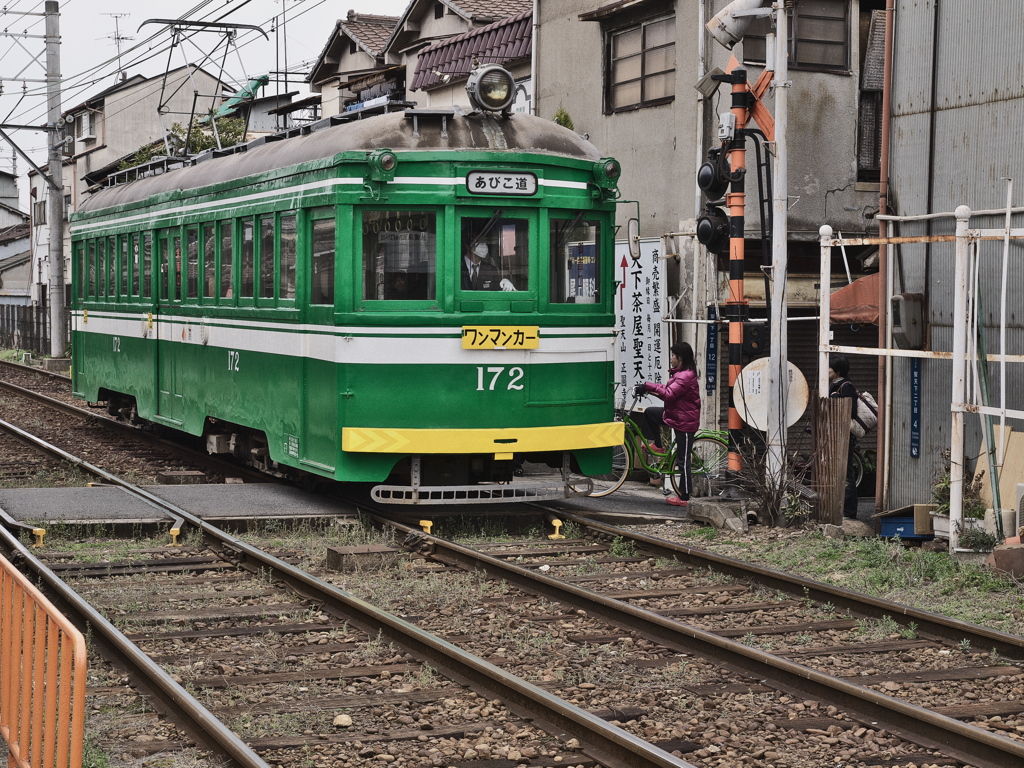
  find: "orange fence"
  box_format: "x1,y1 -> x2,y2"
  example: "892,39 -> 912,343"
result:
0,554 -> 86,768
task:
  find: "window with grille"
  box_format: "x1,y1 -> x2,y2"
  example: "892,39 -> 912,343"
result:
607,15 -> 675,112
743,0 -> 849,72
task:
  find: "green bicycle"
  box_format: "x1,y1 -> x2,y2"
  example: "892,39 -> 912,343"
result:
583,393 -> 729,498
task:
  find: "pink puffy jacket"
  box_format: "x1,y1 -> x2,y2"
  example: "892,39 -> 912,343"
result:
643,367 -> 701,432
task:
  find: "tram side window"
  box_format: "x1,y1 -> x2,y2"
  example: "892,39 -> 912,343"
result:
97,239 -> 106,298
143,234 -> 152,299
87,241 -> 96,298
361,210 -> 437,301
549,217 -> 601,304
203,224 -> 216,300
310,217 -> 335,305
259,214 -> 275,300
172,234 -> 183,301
219,222 -> 233,300
280,213 -> 296,300
107,237 -> 115,298
241,219 -> 254,298
460,214 -> 529,292
186,227 -> 199,300
120,237 -> 129,299
130,235 -> 140,297
158,237 -> 169,301
73,244 -> 84,300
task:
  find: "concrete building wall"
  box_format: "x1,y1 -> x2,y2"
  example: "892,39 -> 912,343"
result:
536,0 -> 696,238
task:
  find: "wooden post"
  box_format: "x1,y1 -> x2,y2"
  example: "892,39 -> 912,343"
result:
815,397 -> 852,525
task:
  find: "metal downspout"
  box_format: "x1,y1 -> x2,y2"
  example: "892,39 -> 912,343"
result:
875,0 -> 895,512
531,0 -> 539,116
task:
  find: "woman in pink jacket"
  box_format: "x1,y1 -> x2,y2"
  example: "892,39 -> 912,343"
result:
636,342 -> 701,507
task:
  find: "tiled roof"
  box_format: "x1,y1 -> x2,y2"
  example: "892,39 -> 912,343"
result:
308,12 -> 399,83
411,8 -> 531,91
340,13 -> 400,57
444,0 -> 533,22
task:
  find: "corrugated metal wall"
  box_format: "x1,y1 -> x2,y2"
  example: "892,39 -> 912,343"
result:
887,0 -> 1024,508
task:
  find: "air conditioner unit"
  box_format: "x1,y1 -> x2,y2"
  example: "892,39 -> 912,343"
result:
1016,483 -> 1024,537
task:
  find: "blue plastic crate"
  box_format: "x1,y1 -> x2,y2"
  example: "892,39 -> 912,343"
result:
879,516 -> 933,540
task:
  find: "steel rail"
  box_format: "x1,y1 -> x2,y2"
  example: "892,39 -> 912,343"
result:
0,420 -> 694,768
0,535 -> 271,768
373,513 -> 1024,768
554,509 -> 1024,659
0,358 -> 70,382
0,379 -> 269,483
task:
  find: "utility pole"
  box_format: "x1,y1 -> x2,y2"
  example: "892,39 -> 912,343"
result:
45,1 -> 66,359
765,1 -> 790,483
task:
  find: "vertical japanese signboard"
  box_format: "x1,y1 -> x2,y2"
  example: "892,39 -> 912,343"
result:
614,238 -> 665,409
706,305 -> 718,394
910,358 -> 921,458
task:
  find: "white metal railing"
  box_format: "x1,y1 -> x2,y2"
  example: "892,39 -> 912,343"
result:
819,190 -> 1024,550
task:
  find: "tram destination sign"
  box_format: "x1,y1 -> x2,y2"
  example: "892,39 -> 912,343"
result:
466,171 -> 538,196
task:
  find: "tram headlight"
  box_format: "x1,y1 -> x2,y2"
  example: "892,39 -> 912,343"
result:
466,65 -> 516,113
367,149 -> 398,182
592,157 -> 621,196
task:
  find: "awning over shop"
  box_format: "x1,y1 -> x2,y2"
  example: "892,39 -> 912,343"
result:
830,272 -> 880,325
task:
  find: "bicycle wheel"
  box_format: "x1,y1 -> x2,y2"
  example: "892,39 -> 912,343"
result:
575,442 -> 633,497
852,447 -> 864,488
686,437 -> 729,498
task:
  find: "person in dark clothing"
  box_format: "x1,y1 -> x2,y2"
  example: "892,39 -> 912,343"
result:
461,242 -> 515,291
828,353 -> 859,519
635,342 -> 702,507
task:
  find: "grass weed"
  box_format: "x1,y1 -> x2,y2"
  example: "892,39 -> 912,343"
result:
705,532 -> 1024,636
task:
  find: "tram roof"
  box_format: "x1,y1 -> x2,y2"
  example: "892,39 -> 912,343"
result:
78,108 -> 604,214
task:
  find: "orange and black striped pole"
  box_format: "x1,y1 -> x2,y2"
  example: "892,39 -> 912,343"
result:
726,69 -> 750,473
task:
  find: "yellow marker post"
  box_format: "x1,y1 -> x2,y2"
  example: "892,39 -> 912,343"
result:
32,528 -> 45,548
548,519 -> 565,540
169,527 -> 182,547
419,520 -> 433,534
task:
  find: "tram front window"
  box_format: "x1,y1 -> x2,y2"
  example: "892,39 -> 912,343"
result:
361,210 -> 437,301
550,215 -> 600,304
461,214 -> 528,292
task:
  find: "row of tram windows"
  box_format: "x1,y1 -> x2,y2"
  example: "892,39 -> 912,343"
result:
363,209 -> 603,305
74,208 -> 603,307
75,211 -> 329,306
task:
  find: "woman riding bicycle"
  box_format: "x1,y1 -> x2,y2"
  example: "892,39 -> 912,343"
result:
635,342 -> 701,507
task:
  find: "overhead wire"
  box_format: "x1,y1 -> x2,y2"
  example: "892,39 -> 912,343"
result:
6,0 -> 327,127
0,0 -> 332,179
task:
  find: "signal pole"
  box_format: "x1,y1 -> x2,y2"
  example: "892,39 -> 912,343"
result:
725,69 -> 749,476
45,1 -> 66,359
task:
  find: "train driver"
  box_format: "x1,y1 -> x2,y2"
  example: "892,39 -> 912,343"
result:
462,242 -> 515,291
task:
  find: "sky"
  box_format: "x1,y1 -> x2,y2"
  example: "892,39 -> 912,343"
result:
0,0 -> 412,201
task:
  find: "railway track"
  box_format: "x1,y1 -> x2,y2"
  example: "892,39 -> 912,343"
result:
0,358 -> 267,485
4,357 -> 1022,767
0,416 -> 693,768
361,508 -> 1024,768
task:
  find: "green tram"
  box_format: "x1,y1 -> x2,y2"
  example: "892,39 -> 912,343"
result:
70,66 -> 624,504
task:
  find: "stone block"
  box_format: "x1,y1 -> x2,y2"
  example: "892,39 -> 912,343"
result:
39,358 -> 71,373
688,498 -> 748,532
326,544 -> 400,571
985,543 -> 1024,578
156,470 -> 208,485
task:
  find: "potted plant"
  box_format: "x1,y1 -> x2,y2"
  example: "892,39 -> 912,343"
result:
930,451 -> 986,537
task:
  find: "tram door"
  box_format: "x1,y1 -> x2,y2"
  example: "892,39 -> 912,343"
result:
300,215 -> 338,471
156,232 -> 184,422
